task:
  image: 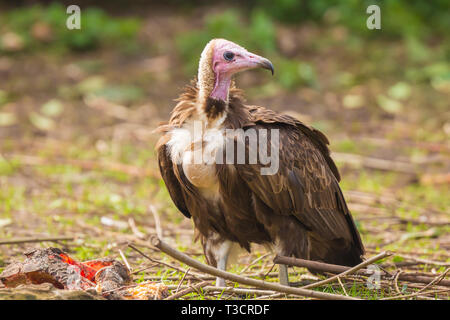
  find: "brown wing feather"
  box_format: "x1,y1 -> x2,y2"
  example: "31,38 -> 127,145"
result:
157,142 -> 191,219
156,81 -> 363,264
234,108 -> 364,263
246,105 -> 340,181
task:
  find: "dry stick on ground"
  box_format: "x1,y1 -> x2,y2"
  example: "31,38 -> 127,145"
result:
165,281 -> 212,300
274,255 -> 450,287
393,253 -> 450,267
148,205 -> 163,239
339,273 -> 448,295
0,236 -> 75,245
381,288 -> 450,300
391,268 -> 450,299
143,271 -> 292,282
351,136 -> 450,153
274,255 -> 377,276
175,268 -> 191,294
131,263 -> 159,275
239,253 -> 271,274
128,243 -> 205,282
394,270 -> 404,295
119,249 -> 133,273
348,207 -> 449,227
337,276 -> 348,296
345,190 -> 449,225
298,251 -> 392,290
332,152 -> 417,174
417,268 -> 450,292
165,284 -> 282,297
367,247 -> 450,260
5,153 -> 160,179
395,217 -> 449,227
76,220 -> 155,249
144,275 -> 215,281
252,293 -> 287,300
263,263 -> 276,280
128,218 -> 146,239
149,236 -> 359,300
202,286 -> 288,300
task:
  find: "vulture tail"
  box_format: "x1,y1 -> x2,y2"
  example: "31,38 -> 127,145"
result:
308,184 -> 365,268
308,235 -> 363,269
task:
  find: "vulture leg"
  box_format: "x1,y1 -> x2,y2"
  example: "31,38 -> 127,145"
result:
272,219 -> 310,286
279,264 -> 290,286
202,234 -> 238,287
264,244 -> 290,286
215,240 -> 234,287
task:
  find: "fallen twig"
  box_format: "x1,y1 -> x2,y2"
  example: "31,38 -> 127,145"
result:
149,236 -> 359,300
5,153 -> 159,179
131,263 -> 159,275
393,253 -> 450,267
175,268 -> 190,293
149,205 -> 163,240
0,236 -> 75,245
332,152 -> 417,174
128,243 -> 204,282
128,218 -> 146,240
381,288 -> 450,300
239,253 -> 271,274
413,268 -> 449,293
337,276 -> 348,296
119,249 -> 133,273
274,254 -> 450,287
391,268 -> 450,299
165,284 -> 280,298
252,293 -> 288,300
298,251 -> 391,290
201,286 -> 281,297
394,270 -> 404,295
165,281 -> 211,300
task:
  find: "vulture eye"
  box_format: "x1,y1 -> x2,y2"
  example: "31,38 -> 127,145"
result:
223,51 -> 235,61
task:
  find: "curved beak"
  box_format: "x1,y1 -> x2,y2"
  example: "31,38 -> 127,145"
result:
258,57 -> 274,75
232,51 -> 275,76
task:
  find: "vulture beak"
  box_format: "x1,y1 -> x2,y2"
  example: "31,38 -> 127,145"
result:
257,57 -> 275,76
236,51 -> 274,76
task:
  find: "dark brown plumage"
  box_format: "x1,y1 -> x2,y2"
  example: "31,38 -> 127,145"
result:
156,82 -> 364,269
156,39 -> 364,285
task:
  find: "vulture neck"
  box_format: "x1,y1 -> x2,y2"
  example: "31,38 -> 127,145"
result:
197,45 -> 229,125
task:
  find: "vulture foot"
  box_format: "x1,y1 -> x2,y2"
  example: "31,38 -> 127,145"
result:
216,277 -> 226,287
279,264 -> 290,286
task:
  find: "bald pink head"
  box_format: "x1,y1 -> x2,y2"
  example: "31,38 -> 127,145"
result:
211,39 -> 274,77
198,39 -> 274,102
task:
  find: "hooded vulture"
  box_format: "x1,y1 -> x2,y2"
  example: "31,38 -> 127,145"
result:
156,39 -> 364,286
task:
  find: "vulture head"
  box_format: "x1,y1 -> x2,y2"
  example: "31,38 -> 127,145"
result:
197,38 -> 274,107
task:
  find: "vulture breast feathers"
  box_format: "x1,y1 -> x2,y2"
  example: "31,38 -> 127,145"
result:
156,83 -> 364,267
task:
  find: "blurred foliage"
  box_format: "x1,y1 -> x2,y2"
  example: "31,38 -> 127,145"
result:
0,1 -> 448,94
176,9 -> 275,73
176,9 -> 317,89
254,0 -> 449,40
58,75 -> 145,105
175,0 -> 449,92
0,2 -> 141,53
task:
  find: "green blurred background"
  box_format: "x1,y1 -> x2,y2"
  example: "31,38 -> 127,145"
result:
0,1 -> 448,277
